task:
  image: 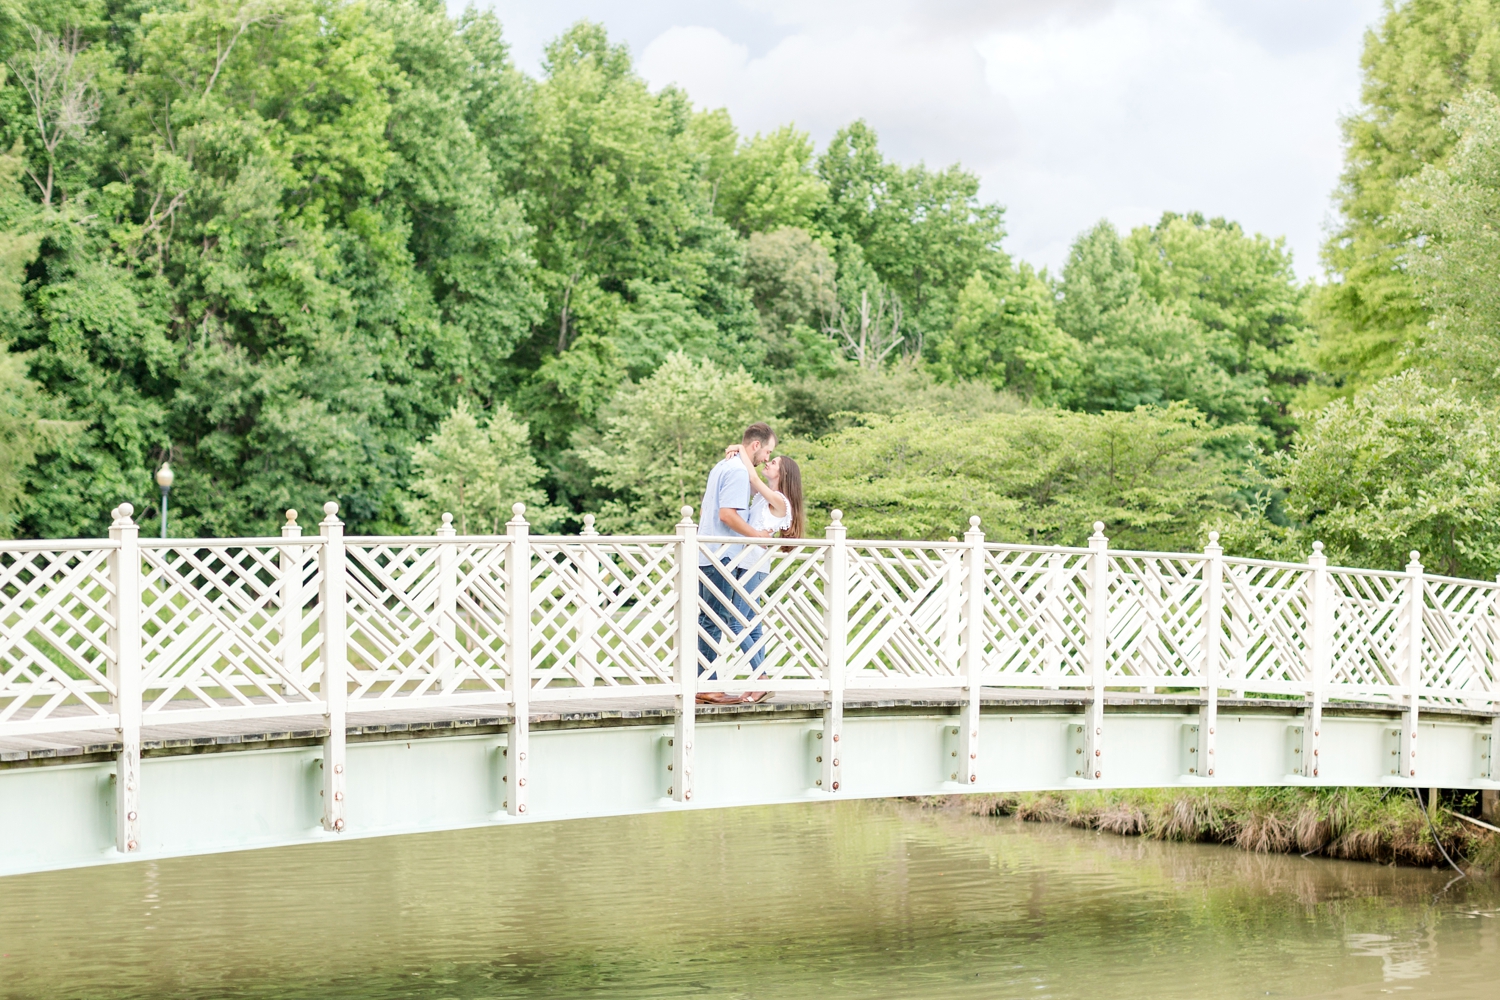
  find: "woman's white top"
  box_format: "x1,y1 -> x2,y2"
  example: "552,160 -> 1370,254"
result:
748,491 -> 793,534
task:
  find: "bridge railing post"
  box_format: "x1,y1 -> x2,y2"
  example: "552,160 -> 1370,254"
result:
1303,542 -> 1329,779
577,514 -> 601,678
1084,522 -> 1108,780
435,512 -> 457,691
673,506 -> 697,802
1401,550 -> 1424,781
279,510 -> 303,696
1197,532 -> 1222,778
108,504 -> 142,854
821,510 -> 847,793
506,503 -> 531,815
318,501 -> 347,833
961,516 -> 985,786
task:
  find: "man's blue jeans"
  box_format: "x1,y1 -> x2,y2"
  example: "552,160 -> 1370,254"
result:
697,559 -> 766,678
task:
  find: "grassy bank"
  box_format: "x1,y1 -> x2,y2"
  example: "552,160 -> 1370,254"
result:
934,788 -> 1500,876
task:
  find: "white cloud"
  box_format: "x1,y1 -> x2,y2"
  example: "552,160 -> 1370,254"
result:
472,0 -> 1384,279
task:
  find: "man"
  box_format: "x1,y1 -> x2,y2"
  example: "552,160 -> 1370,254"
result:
695,422 -> 776,705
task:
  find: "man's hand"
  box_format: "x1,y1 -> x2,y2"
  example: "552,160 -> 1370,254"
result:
720,508 -> 770,538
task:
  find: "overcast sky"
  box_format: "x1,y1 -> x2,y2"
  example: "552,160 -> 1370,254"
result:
463,0 -> 1385,281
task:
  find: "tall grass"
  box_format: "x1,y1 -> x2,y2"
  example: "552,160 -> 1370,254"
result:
938,788 -> 1499,874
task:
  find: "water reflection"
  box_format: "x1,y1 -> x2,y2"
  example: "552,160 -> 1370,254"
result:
0,800 -> 1496,999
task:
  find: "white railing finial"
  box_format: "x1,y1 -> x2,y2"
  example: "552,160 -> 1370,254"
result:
829,509 -> 843,527
110,503 -> 136,528
437,512 -> 455,538
508,502 -> 527,528
582,513 -> 597,536
676,505 -> 694,528
282,509 -> 300,539
1089,520 -> 1107,545
1407,550 -> 1423,572
320,501 -> 341,527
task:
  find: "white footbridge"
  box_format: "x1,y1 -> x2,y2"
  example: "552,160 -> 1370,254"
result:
3,502 -> 1498,876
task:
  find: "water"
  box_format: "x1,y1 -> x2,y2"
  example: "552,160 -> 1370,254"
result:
2,800 -> 1498,999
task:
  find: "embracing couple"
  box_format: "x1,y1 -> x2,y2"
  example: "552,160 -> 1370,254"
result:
695,422 -> 806,706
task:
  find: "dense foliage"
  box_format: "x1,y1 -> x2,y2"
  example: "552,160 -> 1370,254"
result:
9,0 -> 1500,580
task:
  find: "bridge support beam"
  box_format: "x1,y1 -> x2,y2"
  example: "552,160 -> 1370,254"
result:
507,504 -> 531,815
961,517 -> 984,786
108,505 -> 141,854
318,502 -> 347,832
1400,552 -> 1424,782
821,512 -> 846,793
1082,523 -> 1108,780
1303,542 -> 1329,779
1196,533 -> 1223,778
673,507 -> 696,802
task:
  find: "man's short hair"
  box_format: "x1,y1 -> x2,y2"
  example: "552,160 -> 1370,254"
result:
742,422 -> 776,447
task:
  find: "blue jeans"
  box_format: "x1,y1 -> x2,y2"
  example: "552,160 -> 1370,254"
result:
697,560 -> 767,678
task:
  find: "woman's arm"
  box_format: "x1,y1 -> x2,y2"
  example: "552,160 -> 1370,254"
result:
728,444 -> 787,517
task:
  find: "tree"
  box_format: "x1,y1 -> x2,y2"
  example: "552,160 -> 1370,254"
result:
1126,212 -> 1311,443
1402,89 -> 1500,397
926,265 -> 1078,404
692,114 -> 829,236
1253,371 -> 1500,577
1316,0 -> 1500,394
408,399 -> 554,534
742,226 -> 840,375
1056,221 -> 1261,428
817,120 -> 1008,345
793,403 -> 1248,548
574,352 -> 772,532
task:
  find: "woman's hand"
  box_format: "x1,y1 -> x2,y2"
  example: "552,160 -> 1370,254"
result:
733,444 -> 756,474
724,443 -> 743,460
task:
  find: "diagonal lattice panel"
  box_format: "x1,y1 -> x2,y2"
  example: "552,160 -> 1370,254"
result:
1422,575 -> 1500,706
344,542 -> 508,706
1328,568 -> 1404,699
1107,554 -> 1208,683
844,543 -> 962,683
694,540 -> 828,687
530,539 -> 678,694
982,547 -> 1091,683
139,543 -> 318,717
1221,559 -> 1311,695
0,545 -> 117,729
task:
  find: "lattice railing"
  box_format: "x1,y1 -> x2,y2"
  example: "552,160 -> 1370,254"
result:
1222,557 -> 1312,698
139,539 -> 320,725
697,536 -> 829,693
0,541 -> 118,735
6,505 -> 1500,745
981,546 -> 1090,687
530,535 -> 678,698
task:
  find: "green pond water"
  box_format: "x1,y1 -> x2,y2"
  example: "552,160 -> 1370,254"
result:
2,800 -> 1498,999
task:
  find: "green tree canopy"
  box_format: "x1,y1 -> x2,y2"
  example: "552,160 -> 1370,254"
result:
1235,371 -> 1500,577
573,352 -> 773,532
1316,0 -> 1500,394
793,402 -> 1250,549
409,398 -> 555,534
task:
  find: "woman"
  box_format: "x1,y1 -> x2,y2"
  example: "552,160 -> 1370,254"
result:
723,445 -> 806,703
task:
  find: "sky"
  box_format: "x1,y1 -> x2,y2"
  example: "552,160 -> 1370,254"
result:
463,0 -> 1386,281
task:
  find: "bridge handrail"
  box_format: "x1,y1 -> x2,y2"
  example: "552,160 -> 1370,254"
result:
6,501 -> 1498,835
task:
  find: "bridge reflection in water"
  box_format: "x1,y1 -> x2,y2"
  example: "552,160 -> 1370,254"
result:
2,501 -> 1497,875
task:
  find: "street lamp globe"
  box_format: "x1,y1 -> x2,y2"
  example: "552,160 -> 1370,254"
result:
156,462 -> 174,490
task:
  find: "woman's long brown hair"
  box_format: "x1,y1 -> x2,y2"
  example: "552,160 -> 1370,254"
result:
777,456 -> 806,548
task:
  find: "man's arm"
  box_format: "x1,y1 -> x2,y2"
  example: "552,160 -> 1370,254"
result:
720,508 -> 768,538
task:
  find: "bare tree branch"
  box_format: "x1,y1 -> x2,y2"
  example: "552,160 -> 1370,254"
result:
5,25 -> 100,206
826,287 -> 904,371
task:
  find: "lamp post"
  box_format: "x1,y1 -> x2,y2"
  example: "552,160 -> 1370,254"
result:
156,462 -> 174,538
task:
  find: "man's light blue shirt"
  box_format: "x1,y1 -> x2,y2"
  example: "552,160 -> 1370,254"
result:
698,457 -> 753,566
